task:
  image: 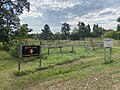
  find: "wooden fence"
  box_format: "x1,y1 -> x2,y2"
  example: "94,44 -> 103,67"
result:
41,42 -> 104,55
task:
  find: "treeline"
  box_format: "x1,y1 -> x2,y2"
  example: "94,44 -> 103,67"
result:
29,22 -> 105,40
104,17 -> 120,40
29,17 -> 120,40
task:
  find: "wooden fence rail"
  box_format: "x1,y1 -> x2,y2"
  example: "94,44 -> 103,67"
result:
41,42 -> 103,55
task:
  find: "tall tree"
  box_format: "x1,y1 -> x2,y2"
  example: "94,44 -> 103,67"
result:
14,24 -> 32,39
70,28 -> 79,40
78,22 -> 86,39
117,17 -> 120,31
117,24 -> 120,31
41,24 -> 53,40
85,24 -> 91,37
61,22 -> 70,39
92,24 -> 103,38
0,0 -> 30,44
98,27 -> 104,38
92,24 -> 99,37
117,17 -> 120,23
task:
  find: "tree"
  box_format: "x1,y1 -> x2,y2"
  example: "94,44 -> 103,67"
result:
117,24 -> 120,31
14,24 -> 32,39
117,17 -> 120,31
54,32 -> 61,40
0,0 -> 30,44
78,22 -> 86,39
70,28 -> 79,40
104,30 -> 117,39
41,24 -> 53,40
98,27 -> 104,38
0,26 -> 10,44
92,24 -> 104,38
85,24 -> 91,37
92,24 -> 99,37
117,17 -> 120,23
70,22 -> 91,40
117,31 -> 120,41
61,22 -> 71,39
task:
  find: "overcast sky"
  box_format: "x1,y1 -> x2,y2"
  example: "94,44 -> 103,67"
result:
19,0 -> 120,33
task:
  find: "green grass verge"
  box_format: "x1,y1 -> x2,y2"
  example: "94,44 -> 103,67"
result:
0,44 -> 120,90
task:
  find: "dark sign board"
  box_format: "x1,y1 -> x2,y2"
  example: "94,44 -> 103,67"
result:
22,45 -> 40,57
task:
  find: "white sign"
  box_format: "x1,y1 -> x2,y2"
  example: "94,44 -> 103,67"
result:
104,39 -> 113,47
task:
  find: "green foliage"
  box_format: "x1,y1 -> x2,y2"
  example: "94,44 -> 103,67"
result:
78,22 -> 86,39
0,43 -> 10,51
70,28 -> 80,40
0,26 -> 11,44
77,22 -> 91,40
14,24 -> 31,39
9,44 -> 18,58
0,50 -> 12,60
70,22 -> 91,40
54,32 -> 61,40
117,17 -> 120,31
92,24 -> 104,38
61,22 -> 71,39
104,30 -> 118,39
117,31 -> 120,39
41,24 -> 53,40
70,32 -> 80,40
85,24 -> 91,37
0,0 -> 30,44
117,24 -> 120,31
117,17 -> 120,23
3,43 -> 11,51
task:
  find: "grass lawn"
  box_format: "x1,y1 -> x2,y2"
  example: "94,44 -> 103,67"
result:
0,41 -> 120,90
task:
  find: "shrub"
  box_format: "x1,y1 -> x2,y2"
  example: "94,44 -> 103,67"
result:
9,45 -> 18,58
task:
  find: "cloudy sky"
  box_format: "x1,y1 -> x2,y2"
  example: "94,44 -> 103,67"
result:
19,0 -> 120,33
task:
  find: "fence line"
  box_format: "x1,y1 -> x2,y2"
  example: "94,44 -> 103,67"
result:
41,41 -> 103,55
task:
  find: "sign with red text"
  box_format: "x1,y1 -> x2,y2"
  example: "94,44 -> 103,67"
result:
22,45 -> 40,57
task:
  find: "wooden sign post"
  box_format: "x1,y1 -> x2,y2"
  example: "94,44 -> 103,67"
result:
39,44 -> 42,68
104,39 -> 113,64
18,45 -> 21,71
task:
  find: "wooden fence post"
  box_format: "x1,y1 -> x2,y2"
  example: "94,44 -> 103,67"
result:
48,45 -> 50,54
71,45 -> 74,53
60,47 -> 62,53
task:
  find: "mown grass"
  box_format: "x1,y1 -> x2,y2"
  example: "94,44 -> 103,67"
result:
11,57 -> 120,90
0,40 -> 120,90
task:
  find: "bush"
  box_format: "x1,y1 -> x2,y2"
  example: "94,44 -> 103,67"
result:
0,50 -> 12,60
4,43 -> 11,51
0,43 -> 10,51
9,45 -> 18,58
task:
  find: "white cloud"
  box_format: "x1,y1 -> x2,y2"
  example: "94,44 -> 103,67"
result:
66,7 -> 120,30
19,0 -> 120,33
28,0 -> 83,11
20,11 -> 43,19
